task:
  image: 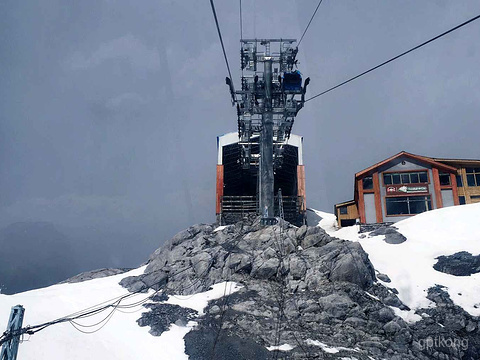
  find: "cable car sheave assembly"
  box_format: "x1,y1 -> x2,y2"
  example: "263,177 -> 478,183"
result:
225,39 -> 310,225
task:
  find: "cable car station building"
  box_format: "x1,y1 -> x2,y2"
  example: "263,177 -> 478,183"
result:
335,151 -> 480,228
216,132 -> 306,226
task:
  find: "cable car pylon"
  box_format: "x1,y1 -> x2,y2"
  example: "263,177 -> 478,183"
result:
226,39 -> 310,225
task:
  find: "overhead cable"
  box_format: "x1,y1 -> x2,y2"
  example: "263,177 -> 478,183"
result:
306,13 -> 480,102
240,0 -> 243,41
297,0 -> 324,48
209,0 -> 236,96
0,232 -> 251,346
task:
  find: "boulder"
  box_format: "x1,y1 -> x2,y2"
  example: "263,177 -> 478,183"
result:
370,226 -> 407,244
433,251 -> 480,276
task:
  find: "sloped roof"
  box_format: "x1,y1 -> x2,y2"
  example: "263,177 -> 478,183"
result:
431,157 -> 480,166
355,151 -> 458,179
334,199 -> 356,208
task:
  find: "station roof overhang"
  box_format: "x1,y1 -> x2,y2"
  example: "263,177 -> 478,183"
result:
216,132 -> 304,165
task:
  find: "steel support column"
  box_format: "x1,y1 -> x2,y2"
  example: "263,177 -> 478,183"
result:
260,59 -> 274,219
0,305 -> 25,360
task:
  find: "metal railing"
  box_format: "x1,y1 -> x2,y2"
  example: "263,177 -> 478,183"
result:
220,195 -> 305,225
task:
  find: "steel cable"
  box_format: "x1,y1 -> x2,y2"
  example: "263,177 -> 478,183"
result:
306,14 -> 480,102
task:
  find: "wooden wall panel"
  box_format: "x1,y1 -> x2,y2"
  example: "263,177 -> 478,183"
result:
451,173 -> 460,206
432,167 -> 443,209
373,172 -> 383,223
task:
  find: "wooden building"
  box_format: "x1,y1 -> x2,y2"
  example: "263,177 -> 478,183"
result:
335,151 -> 480,228
216,132 -> 306,226
431,157 -> 480,205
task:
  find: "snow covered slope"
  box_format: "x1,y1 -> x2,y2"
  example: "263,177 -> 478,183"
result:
0,266 -> 240,359
313,203 -> 480,317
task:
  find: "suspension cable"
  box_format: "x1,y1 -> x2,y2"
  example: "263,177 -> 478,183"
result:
209,0 -> 236,92
306,13 -> 480,102
297,0 -> 324,48
239,0 -> 243,41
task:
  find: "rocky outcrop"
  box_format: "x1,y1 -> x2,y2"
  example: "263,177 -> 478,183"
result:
434,251 -> 480,276
369,226 -> 407,244
411,286 -> 480,360
120,221 -> 376,295
60,268 -> 132,284
119,218 -> 480,360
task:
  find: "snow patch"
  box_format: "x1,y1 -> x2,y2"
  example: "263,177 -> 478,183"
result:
305,339 -> 360,354
390,307 -> 422,324
315,203 -> 480,316
365,292 -> 380,301
213,225 -> 227,232
0,267 -> 240,360
266,343 -> 295,351
165,282 -> 241,315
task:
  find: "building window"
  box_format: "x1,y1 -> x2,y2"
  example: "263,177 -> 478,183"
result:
471,195 -> 480,203
383,171 -> 428,185
466,168 -> 480,187
456,175 -> 463,187
340,219 -> 356,227
386,196 -> 432,216
459,196 -> 466,205
439,173 -> 451,186
339,206 -> 348,215
362,176 -> 373,190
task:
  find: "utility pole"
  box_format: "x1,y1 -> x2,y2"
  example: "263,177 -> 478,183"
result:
226,39 -> 310,225
1,305 -> 25,360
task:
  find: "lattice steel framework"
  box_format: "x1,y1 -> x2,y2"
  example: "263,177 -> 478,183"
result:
227,39 -> 310,170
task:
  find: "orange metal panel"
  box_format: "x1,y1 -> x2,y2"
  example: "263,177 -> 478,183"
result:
357,178 -> 366,223
216,165 -> 224,214
297,165 -> 306,211
432,167 -> 443,209
373,172 -> 383,223
451,173 -> 460,206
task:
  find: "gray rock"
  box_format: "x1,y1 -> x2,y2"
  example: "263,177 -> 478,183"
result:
371,226 -> 407,244
137,303 -> 197,337
60,268 -> 131,284
192,252 -> 212,277
377,307 -> 396,323
434,251 -> 480,276
377,273 -> 391,283
184,328 -> 273,360
318,294 -> 354,319
119,276 -> 147,293
117,219 -> 480,360
295,224 -> 308,240
327,241 -> 376,289
384,320 -> 402,334
140,270 -> 168,291
289,255 -> 307,280
251,257 -> 279,279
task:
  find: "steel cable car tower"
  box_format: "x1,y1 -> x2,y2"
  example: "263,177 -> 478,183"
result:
226,39 -> 310,224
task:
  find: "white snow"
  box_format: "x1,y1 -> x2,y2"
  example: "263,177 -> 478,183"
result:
314,203 -> 480,317
365,292 -> 380,301
390,307 -> 422,324
306,339 -> 340,353
0,267 -> 240,360
306,338 -> 360,354
266,343 -> 295,351
165,282 -> 242,315
213,225 -> 227,232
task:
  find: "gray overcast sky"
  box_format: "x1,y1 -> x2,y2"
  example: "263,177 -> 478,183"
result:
1,1 -> 479,263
